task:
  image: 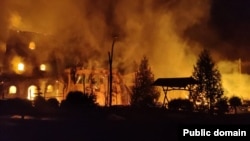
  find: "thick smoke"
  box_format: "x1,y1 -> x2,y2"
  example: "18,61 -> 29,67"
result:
0,0 -> 209,73
0,0 -> 10,60
1,0 -> 249,100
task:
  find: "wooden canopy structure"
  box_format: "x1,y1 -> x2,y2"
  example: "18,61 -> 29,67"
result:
152,77 -> 198,107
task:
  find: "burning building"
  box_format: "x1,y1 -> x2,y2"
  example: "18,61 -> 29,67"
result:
64,67 -> 131,106
0,30 -> 132,105
0,30 -> 64,101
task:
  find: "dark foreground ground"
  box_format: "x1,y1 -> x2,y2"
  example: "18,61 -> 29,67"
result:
1,109 -> 250,141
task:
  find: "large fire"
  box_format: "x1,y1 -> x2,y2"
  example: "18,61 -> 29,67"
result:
0,0 -> 250,103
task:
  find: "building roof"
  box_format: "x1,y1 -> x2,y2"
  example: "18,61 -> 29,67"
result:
152,77 -> 198,88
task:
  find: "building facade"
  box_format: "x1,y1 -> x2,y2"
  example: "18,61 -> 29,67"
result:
0,30 -> 132,105
0,30 -> 65,102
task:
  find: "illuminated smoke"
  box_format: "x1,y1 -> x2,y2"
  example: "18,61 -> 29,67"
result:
0,0 -> 209,71
0,0 -> 249,100
218,60 -> 250,100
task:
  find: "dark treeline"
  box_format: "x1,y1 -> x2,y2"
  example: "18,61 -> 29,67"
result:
0,91 -> 247,121
0,91 -> 100,119
0,90 -> 164,120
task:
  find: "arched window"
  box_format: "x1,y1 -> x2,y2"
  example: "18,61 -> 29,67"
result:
47,85 -> 53,93
27,85 -> 37,100
40,64 -> 46,71
9,85 -> 17,94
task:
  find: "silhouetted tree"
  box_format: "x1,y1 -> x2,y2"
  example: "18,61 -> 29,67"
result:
41,98 -> 60,116
130,56 -> 160,108
168,99 -> 194,112
215,97 -> 229,115
33,96 -> 48,116
229,96 -> 242,114
47,98 -> 59,109
34,96 -> 47,109
192,49 -> 224,114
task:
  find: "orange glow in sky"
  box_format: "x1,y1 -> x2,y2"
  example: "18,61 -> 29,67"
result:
2,0 -> 250,102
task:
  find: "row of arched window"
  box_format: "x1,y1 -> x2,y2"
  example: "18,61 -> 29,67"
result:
7,84 -> 55,100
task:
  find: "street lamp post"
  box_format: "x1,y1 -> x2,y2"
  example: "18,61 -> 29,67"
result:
108,37 -> 117,107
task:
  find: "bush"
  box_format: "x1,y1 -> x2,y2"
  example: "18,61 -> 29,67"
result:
215,97 -> 229,115
1,98 -> 33,118
61,91 -> 97,111
34,96 -> 47,109
47,98 -> 59,109
168,99 -> 193,112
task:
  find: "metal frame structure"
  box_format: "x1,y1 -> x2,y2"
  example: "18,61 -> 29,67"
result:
152,77 -> 198,108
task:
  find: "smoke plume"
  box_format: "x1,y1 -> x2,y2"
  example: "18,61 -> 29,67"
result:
1,0 -> 250,100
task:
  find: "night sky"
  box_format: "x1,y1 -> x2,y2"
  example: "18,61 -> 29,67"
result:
209,0 -> 250,60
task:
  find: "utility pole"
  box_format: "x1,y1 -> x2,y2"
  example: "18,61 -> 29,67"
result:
108,37 -> 117,107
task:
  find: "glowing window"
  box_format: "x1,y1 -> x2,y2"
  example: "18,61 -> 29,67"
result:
17,63 -> 24,71
40,64 -> 46,71
9,85 -> 17,94
29,41 -> 36,50
47,85 -> 53,93
27,85 -> 37,100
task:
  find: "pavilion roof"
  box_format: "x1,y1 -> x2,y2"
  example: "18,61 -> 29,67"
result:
152,77 -> 198,88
